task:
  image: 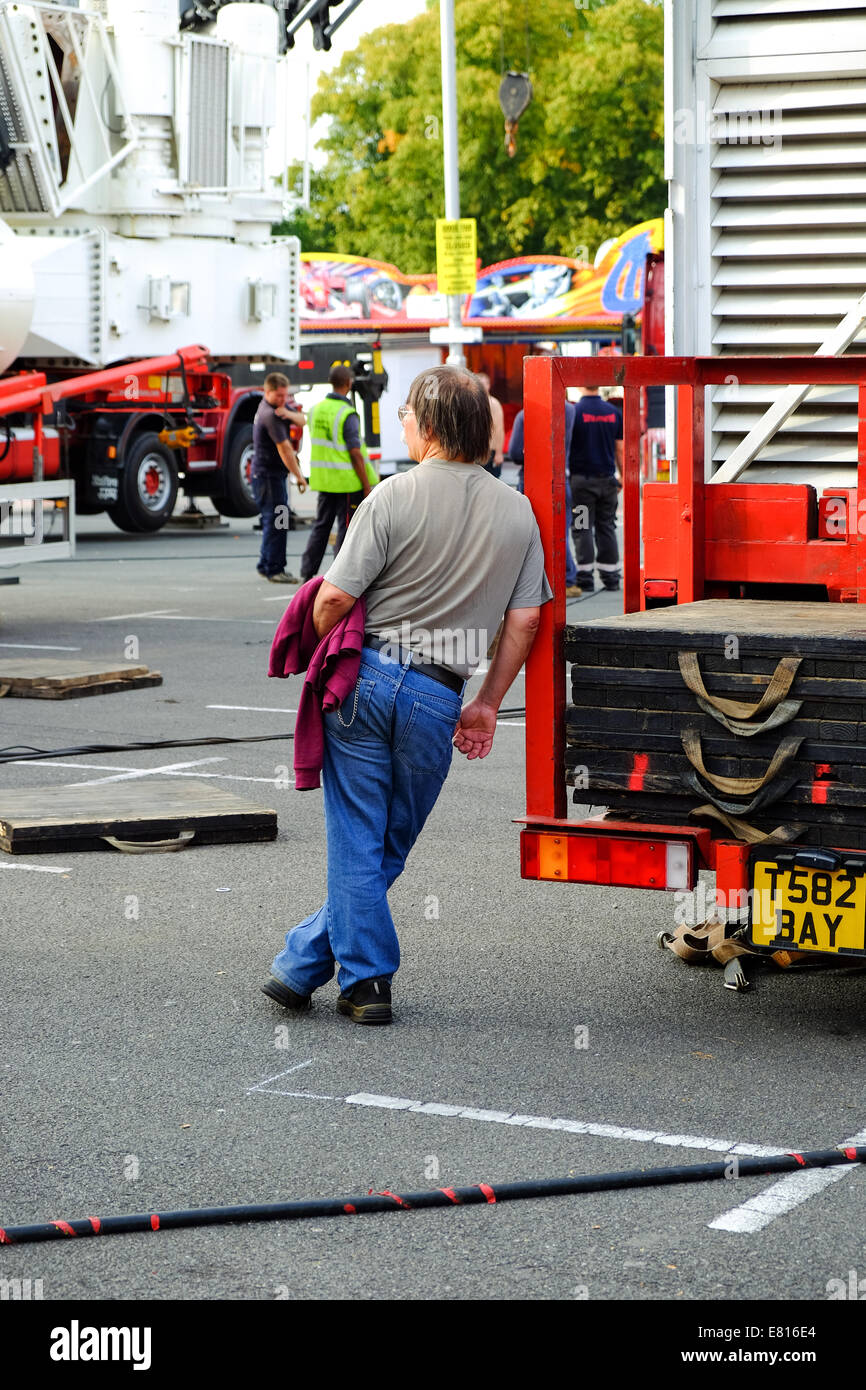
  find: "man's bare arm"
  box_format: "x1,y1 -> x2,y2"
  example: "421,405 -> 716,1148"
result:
453,606 -> 541,760
312,580 -> 357,639
615,438 -> 624,483
275,406 -> 307,426
276,439 -> 307,491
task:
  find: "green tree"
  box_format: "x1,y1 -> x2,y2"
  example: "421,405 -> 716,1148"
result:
282,0 -> 663,271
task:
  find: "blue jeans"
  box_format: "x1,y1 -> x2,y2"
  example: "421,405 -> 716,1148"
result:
565,473 -> 578,586
252,473 -> 287,576
270,645 -> 464,995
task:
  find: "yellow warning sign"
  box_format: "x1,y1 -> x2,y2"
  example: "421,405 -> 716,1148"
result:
435,218 -> 477,296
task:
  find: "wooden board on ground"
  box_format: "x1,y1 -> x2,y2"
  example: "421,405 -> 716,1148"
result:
0,658 -> 162,699
0,780 -> 278,854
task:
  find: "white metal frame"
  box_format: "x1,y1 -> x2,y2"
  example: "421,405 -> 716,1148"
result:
0,479 -> 75,565
0,1 -> 136,216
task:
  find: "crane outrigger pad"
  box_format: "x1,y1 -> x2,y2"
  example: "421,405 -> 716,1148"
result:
0,780 -> 278,854
565,600 -> 866,848
0,658 -> 162,699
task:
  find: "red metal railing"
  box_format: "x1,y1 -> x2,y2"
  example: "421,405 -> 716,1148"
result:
522,355 -> 866,825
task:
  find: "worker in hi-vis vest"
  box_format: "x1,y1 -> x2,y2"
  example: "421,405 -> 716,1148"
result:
299,364 -> 378,582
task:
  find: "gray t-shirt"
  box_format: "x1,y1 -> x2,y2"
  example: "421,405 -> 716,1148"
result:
324,458 -> 553,678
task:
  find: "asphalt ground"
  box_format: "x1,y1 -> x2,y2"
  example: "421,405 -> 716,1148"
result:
0,509 -> 864,1347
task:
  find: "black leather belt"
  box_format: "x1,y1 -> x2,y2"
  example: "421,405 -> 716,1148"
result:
363,634 -> 464,694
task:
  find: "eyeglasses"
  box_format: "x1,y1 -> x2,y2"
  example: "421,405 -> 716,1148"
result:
397,405 -> 414,422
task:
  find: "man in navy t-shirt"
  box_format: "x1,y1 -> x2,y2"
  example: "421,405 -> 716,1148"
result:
251,371 -> 307,584
568,387 -> 623,592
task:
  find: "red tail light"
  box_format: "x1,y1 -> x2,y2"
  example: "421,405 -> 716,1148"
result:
520,830 -> 693,891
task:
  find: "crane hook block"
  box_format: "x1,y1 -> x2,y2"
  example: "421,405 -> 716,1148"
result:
499,72 -> 532,157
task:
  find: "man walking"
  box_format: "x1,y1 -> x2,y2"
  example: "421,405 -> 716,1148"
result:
569,385 -> 623,592
263,367 -> 551,1025
299,365 -> 376,582
252,371 -> 307,584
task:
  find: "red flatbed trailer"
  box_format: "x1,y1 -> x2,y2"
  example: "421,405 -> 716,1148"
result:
519,354 -> 866,937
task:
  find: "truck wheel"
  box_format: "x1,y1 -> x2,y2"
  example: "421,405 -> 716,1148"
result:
108,433 -> 178,533
213,423 -> 259,519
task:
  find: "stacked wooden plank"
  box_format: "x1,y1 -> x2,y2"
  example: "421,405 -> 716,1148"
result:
565,601 -> 866,848
0,658 -> 162,699
0,781 -> 277,854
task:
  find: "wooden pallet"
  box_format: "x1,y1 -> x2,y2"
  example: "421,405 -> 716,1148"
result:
564,600 -> 866,843
0,780 -> 278,854
0,658 -> 162,699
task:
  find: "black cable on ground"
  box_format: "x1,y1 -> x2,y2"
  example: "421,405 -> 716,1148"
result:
2,1145 -> 862,1246
0,732 -> 294,764
0,712 -> 530,761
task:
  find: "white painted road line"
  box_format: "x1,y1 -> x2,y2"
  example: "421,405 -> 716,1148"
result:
156,615 -> 274,625
92,610 -> 180,621
247,1072 -> 789,1159
0,642 -> 81,651
247,1060 -> 315,1092
66,756 -> 226,787
708,1127 -> 866,1234
11,758 -> 287,787
207,704 -> 297,714
0,862 -> 72,873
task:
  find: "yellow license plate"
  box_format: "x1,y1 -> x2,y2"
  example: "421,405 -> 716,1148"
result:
750,859 -> 866,955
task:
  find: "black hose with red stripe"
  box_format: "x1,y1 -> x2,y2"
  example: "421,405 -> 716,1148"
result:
1,1146 -> 863,1246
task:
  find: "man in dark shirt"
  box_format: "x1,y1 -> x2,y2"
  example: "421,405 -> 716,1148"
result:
507,399 -> 581,597
568,386 -> 623,592
252,371 -> 307,584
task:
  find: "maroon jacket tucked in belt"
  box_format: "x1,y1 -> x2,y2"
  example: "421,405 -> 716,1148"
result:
268,576 -> 367,791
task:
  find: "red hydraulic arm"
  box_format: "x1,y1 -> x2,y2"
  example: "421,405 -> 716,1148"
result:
0,345 -> 211,420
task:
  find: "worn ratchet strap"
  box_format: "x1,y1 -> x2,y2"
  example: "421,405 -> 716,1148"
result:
694,694 -> 802,737
678,651 -> 802,723
688,804 -> 807,845
679,765 -> 800,816
681,729 -> 803,797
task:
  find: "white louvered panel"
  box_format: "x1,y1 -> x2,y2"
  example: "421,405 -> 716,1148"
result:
710,385 -> 861,406
714,171 -> 866,198
184,39 -> 230,189
715,289 -> 866,317
716,262 -> 866,287
705,16 -> 866,59
714,1 -> 866,14
709,409 -> 856,435
716,230 -> 866,256
714,141 -> 866,169
714,79 -> 866,113
671,0 -> 866,477
713,323 -> 866,347
714,201 -> 866,227
712,441 -> 858,466
711,447 -> 861,475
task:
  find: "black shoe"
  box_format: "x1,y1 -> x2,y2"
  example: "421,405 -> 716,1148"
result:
575,576 -> 595,593
336,977 -> 392,1026
261,976 -> 311,1011
602,580 -> 621,592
